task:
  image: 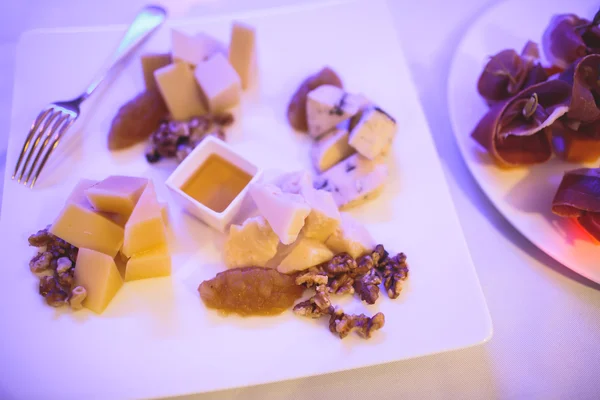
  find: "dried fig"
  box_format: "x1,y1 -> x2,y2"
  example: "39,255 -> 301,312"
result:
108,89 -> 168,150
287,67 -> 343,132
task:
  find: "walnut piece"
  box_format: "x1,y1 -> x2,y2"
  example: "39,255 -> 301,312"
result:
45,289 -> 68,307
69,286 -> 87,310
322,253 -> 356,276
353,270 -> 381,304
376,252 -> 409,299
56,257 -> 73,274
327,273 -> 355,295
328,309 -> 385,339
352,253 -> 376,277
28,228 -> 54,247
146,113 -> 233,164
56,270 -> 74,289
295,270 -> 328,287
29,226 -> 81,309
293,285 -> 333,318
30,251 -> 53,275
39,275 -> 56,296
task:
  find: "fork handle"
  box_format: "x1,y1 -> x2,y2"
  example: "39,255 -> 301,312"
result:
80,5 -> 167,102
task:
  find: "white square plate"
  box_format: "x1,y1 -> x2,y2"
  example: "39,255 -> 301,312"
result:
0,1 -> 492,399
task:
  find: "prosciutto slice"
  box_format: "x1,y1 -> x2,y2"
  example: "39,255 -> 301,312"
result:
471,80 -> 571,166
542,13 -> 600,70
552,168 -> 600,242
553,54 -> 600,162
477,41 -> 548,106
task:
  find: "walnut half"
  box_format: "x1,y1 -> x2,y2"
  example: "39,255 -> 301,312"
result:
328,309 -> 385,339
293,286 -> 333,318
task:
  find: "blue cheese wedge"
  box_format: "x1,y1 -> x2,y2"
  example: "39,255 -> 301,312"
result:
306,85 -> 366,138
313,153 -> 388,210
311,124 -> 356,172
348,105 -> 397,160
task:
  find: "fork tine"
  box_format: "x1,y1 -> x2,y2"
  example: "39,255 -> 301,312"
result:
24,112 -> 70,186
12,108 -> 52,180
29,115 -> 76,188
17,109 -> 60,183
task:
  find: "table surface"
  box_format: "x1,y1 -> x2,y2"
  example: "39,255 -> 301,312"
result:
1,1 -> 599,399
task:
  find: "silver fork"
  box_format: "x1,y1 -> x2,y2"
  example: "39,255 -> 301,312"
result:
13,5 -> 167,188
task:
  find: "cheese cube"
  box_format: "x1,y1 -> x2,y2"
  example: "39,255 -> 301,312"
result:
311,126 -> 355,172
314,153 -> 388,210
74,248 -> 123,314
125,246 -> 171,281
171,29 -> 224,66
306,86 -> 366,138
121,182 -> 168,257
348,106 -> 397,159
154,63 -> 206,121
85,176 -> 148,218
277,238 -> 334,274
228,21 -> 257,89
50,179 -> 124,257
249,182 -> 311,245
325,213 -> 375,259
224,216 -> 279,268
141,53 -> 172,90
194,53 -> 242,112
301,187 -> 341,242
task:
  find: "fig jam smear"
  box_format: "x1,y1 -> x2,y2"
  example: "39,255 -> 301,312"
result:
198,267 -> 305,316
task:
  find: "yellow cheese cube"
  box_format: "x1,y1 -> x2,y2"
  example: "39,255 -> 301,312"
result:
121,182 -> 168,257
228,21 -> 257,89
154,62 -> 206,121
50,179 -> 124,257
125,246 -> 171,281
85,175 -> 148,218
74,248 -> 123,314
194,53 -> 241,112
141,53 -> 172,90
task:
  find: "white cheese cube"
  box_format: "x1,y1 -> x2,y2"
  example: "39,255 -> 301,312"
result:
228,21 -> 257,89
314,153 -> 388,210
311,125 -> 355,172
270,170 -> 340,241
277,238 -> 334,274
306,85 -> 366,139
194,53 -> 242,112
348,106 -> 397,159
171,29 -> 225,66
154,63 -> 206,120
325,213 -> 375,259
249,182 -> 311,245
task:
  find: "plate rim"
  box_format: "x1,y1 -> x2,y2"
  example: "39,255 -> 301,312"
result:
446,0 -> 600,284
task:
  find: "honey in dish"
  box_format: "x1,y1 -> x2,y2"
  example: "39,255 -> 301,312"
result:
181,154 -> 252,213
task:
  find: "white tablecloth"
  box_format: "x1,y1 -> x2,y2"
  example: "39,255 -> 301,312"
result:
1,0 -> 599,399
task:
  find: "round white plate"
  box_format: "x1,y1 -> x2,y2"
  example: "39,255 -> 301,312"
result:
448,0 -> 600,283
